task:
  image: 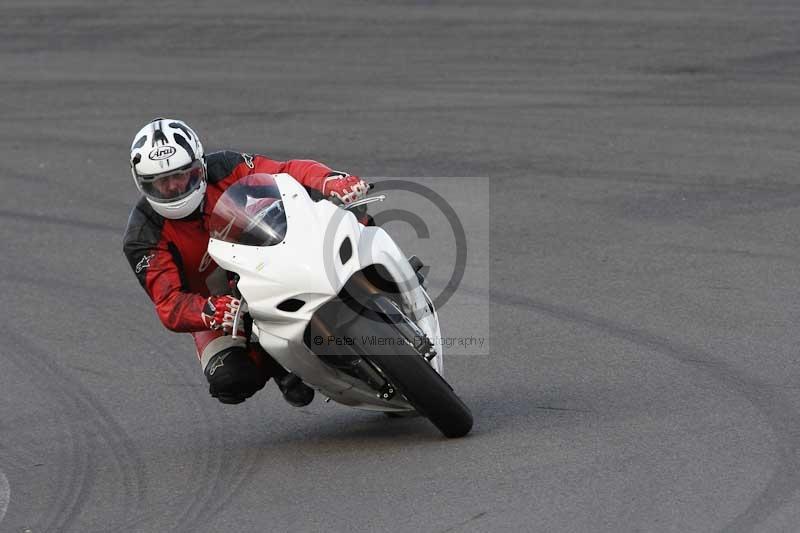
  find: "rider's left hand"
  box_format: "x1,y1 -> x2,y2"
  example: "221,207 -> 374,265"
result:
322,172 -> 369,206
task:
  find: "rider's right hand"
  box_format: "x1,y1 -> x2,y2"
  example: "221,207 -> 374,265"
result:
322,173 -> 369,206
201,295 -> 241,332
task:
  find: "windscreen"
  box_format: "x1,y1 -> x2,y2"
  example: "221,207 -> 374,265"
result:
208,174 -> 287,247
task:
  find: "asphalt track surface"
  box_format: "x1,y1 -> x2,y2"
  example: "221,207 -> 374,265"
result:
2,1 -> 800,532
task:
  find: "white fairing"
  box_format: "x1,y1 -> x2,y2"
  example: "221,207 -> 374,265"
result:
207,174 -> 443,411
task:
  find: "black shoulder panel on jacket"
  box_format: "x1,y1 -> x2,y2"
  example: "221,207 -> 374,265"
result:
206,151 -> 244,184
122,197 -> 165,287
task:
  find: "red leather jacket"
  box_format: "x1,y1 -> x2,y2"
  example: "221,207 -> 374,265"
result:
123,151 -> 335,332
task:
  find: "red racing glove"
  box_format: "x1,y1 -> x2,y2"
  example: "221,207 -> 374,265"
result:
201,295 -> 241,333
322,172 -> 369,206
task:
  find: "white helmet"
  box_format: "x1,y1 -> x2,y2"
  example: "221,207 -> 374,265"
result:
130,118 -> 207,219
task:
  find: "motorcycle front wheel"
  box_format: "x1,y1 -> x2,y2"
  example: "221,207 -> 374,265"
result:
346,296 -> 474,439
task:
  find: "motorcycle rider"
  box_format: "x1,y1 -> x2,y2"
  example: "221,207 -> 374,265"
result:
122,118 -> 369,406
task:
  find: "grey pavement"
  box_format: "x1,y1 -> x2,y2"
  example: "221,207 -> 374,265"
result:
1,1 -> 800,532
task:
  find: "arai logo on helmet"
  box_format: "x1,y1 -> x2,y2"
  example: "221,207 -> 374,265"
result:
148,146 -> 177,160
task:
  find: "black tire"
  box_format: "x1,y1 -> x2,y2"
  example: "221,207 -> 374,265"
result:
345,300 -> 473,438
383,410 -> 421,418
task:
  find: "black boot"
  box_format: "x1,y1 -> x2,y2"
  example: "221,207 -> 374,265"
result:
276,373 -> 315,407
256,348 -> 315,407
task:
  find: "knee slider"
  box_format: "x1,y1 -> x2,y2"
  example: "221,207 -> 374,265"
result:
204,346 -> 268,404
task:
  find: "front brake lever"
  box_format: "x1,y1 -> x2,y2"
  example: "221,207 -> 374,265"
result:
229,274 -> 245,340
231,298 -> 247,340
345,194 -> 386,210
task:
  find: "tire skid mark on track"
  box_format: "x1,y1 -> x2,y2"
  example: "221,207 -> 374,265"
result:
0,441 -> 41,473
192,446 -> 260,528
6,273 -> 141,303
173,411 -> 225,531
164,341 -> 225,531
167,362 -> 261,530
5,331 -> 148,531
2,355 -> 96,532
0,162 -> 58,184
164,355 -> 258,532
106,333 -> 261,532
0,208 -> 119,234
491,289 -> 800,532
0,470 -> 9,525
52,423 -> 95,533
128,436 -> 257,532
0,163 -> 131,210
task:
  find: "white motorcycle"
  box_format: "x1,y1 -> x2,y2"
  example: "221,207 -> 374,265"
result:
206,173 -> 473,438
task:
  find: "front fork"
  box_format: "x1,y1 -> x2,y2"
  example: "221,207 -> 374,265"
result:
308,311 -> 397,400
